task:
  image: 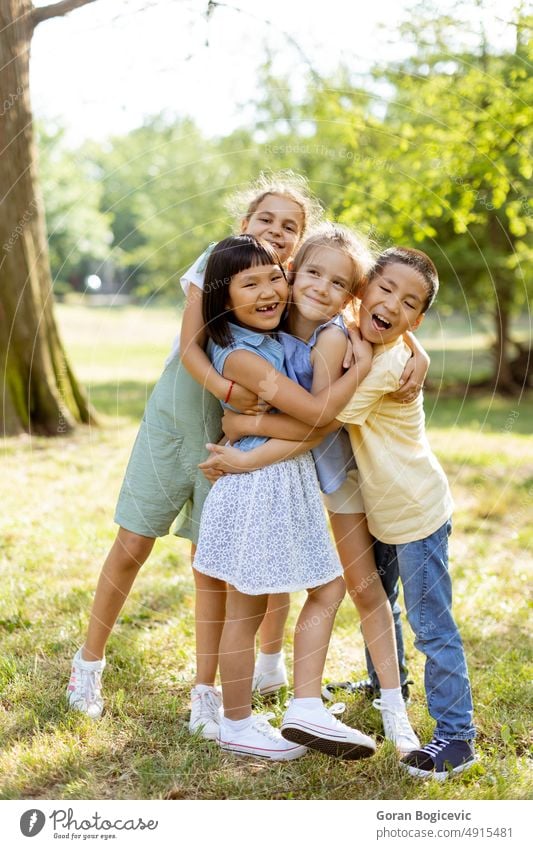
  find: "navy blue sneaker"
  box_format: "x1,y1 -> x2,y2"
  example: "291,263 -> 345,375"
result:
322,678 -> 412,704
400,737 -> 476,780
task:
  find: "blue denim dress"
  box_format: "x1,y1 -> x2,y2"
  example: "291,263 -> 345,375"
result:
278,314 -> 356,495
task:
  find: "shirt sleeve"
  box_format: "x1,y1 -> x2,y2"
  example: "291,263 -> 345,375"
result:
180,242 -> 216,295
337,349 -> 406,425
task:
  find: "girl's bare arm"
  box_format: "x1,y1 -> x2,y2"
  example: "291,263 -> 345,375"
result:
223,334 -> 371,428
179,283 -> 266,412
207,327 -> 361,477
199,435 -> 325,480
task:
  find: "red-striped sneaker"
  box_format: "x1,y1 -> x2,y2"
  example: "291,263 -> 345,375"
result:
281,700 -> 376,760
218,715 -> 307,761
67,648 -> 105,719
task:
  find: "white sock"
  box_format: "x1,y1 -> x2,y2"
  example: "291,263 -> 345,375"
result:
221,715 -> 253,731
78,648 -> 104,667
380,687 -> 405,711
255,650 -> 283,672
192,683 -> 218,693
292,697 -> 322,709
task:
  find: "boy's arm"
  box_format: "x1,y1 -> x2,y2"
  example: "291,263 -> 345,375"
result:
179,284 -> 269,413
391,331 -> 430,402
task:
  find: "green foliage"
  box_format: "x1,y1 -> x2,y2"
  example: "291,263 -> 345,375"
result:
38,125 -> 112,285
36,3 -> 531,375
88,117 -> 264,298
339,8 -> 533,320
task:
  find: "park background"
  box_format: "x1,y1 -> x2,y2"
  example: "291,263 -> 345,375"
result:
0,0 -> 531,800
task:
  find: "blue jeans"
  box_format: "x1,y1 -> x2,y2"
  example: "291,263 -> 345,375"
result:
370,520 -> 475,741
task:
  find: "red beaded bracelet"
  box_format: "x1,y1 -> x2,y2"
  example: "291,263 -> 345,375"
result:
224,380 -> 235,404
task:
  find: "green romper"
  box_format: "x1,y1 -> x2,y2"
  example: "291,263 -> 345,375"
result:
114,245 -> 222,543
114,357 -> 222,543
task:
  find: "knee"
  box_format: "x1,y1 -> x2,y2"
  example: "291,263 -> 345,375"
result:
115,528 -> 154,569
348,579 -> 387,616
311,576 -> 346,610
193,569 -> 226,594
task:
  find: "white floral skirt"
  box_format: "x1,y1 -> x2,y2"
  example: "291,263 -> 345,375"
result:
193,452 -> 342,595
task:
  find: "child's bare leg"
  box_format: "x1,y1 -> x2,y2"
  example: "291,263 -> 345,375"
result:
293,577 -> 345,697
258,593 -> 290,654
330,512 -> 400,689
192,563 -> 226,687
219,587 -> 268,719
283,575 -> 376,759
83,527 -> 155,661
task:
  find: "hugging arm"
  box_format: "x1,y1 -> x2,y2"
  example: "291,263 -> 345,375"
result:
390,331 -> 430,402
222,330 -> 371,427
202,328 -> 367,478
179,283 -> 268,413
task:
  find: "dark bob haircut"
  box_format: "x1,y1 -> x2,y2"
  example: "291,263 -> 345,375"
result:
370,246 -> 439,312
202,234 -> 286,348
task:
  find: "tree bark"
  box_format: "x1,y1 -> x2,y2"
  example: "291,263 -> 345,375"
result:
489,213 -> 516,394
0,0 -> 97,435
494,298 -> 515,394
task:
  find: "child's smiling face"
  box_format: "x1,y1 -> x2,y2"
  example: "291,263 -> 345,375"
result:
241,194 -> 303,264
290,245 -> 354,325
359,262 -> 426,344
226,263 -> 289,332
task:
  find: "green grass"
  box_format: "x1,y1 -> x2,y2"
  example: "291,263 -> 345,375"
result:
0,304 -> 531,800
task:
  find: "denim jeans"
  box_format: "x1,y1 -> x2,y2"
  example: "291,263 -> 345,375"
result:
370,520 -> 475,741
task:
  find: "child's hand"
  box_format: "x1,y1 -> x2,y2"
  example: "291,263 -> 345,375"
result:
228,382 -> 272,414
200,463 -> 225,484
222,410 -> 245,444
227,382 -> 256,411
198,443 -> 251,477
345,327 -> 373,369
390,350 -> 430,402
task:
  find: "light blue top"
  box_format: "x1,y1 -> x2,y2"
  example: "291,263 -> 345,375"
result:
208,322 -> 287,453
278,314 -> 356,495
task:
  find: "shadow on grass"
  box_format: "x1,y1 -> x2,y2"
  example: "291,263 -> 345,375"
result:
88,381 -> 155,422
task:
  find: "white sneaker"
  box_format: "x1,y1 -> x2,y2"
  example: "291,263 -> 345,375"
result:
281,700 -> 376,760
252,656 -> 289,696
218,714 -> 307,761
372,698 -> 420,754
189,685 -> 223,740
67,648 -> 105,719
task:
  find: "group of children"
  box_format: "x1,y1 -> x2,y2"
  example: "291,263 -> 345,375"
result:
67,174 -> 476,780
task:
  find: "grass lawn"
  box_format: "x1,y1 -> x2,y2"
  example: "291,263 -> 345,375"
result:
0,303 -> 531,800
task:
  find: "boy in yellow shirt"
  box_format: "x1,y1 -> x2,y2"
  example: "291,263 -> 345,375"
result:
334,247 -> 475,779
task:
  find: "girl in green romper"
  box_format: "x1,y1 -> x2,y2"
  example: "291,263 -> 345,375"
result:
67,174 -> 322,734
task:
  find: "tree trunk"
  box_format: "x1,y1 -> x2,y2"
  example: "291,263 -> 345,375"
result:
488,213 -> 516,394
493,298 -> 515,394
0,0 -> 96,435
